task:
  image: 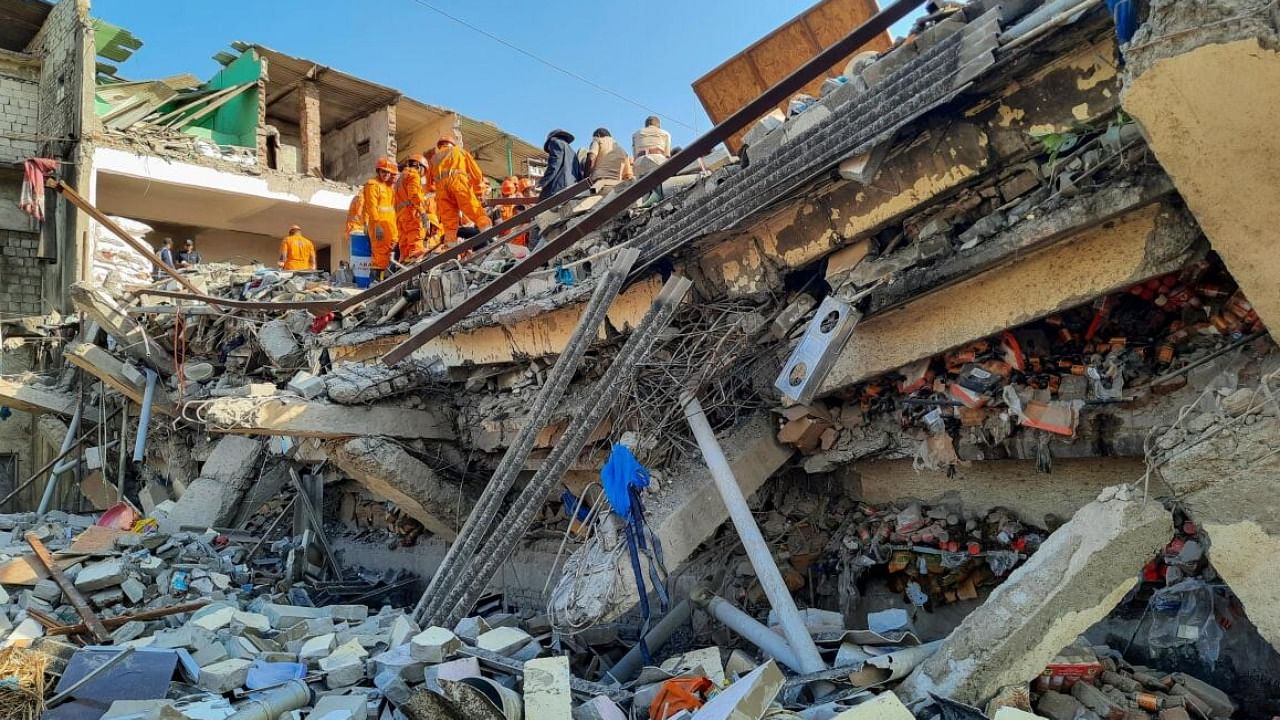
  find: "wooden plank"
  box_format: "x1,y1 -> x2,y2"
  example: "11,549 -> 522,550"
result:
0,553 -> 82,586
25,533 -> 112,644
691,0 -> 891,152
45,600 -> 209,637
64,342 -> 175,415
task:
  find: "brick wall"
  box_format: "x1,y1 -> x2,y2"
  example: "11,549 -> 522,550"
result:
0,230 -> 42,316
321,105 -> 397,185
0,64 -> 40,165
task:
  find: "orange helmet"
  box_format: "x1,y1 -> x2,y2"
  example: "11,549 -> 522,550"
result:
406,153 -> 427,168
375,157 -> 398,174
436,136 -> 455,148
500,177 -> 517,195
288,224 -> 301,232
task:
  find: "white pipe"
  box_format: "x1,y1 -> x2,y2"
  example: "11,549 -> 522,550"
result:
38,403 -> 82,515
131,369 -> 157,462
692,588 -> 803,672
681,393 -> 827,675
224,680 -> 311,720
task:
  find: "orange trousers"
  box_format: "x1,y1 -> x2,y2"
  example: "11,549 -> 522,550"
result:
435,176 -> 491,242
369,218 -> 397,270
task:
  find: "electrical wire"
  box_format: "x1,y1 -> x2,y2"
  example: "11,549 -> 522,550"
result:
404,0 -> 697,131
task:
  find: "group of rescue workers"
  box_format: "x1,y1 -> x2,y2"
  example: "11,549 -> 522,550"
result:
273,115 -> 675,280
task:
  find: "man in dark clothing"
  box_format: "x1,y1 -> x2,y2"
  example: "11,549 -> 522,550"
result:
538,129 -> 582,198
177,238 -> 202,268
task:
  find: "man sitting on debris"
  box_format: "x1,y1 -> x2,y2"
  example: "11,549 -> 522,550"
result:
584,128 -> 634,189
278,224 -> 317,272
153,237 -> 176,280
632,115 -> 672,176
427,137 -> 491,246
177,238 -> 201,269
362,157 -> 400,280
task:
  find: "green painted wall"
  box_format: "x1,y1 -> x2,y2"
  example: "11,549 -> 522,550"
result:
189,49 -> 261,148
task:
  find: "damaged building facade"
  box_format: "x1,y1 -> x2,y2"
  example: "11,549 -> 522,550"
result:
0,0 -> 1277,718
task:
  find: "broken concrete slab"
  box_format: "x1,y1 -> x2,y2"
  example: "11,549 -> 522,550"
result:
689,660 -> 783,719
64,342 -> 175,413
328,437 -> 472,539
69,283 -> 175,373
525,655 -> 572,719
73,558 -> 125,592
832,691 -> 916,720
898,484 -> 1172,705
199,397 -> 453,439
197,657 -> 251,693
310,693 -> 369,720
476,626 -> 533,656
410,626 -> 461,663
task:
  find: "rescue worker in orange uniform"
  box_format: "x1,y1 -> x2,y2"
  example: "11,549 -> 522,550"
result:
426,137 -> 491,244
278,224 -> 316,271
422,194 -> 445,254
394,154 -> 430,262
497,176 -> 531,248
343,192 -> 365,237
361,157 -> 399,279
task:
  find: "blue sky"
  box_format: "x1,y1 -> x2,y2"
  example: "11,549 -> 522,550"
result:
93,1 -> 921,150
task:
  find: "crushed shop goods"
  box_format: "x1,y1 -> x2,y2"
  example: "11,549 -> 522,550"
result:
775,255 -> 1266,474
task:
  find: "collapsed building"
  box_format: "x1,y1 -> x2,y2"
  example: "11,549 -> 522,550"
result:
0,0 -> 1277,718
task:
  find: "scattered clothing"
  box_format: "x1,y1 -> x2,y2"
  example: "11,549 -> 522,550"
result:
601,443 -> 650,522
540,129 -> 582,197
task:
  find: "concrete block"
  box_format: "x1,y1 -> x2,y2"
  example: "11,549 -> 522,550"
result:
120,577 -> 146,604
573,696 -> 627,720
423,656 -> 481,694
31,579 -> 61,604
298,633 -> 336,666
410,626 -> 461,663
322,652 -> 365,689
191,605 -> 237,631
258,319 -> 300,366
280,616 -> 336,642
524,656 -> 572,720
111,621 -> 146,644
3,618 -> 43,648
262,603 -> 329,629
370,642 -> 425,682
193,640 -> 229,667
197,657 -> 251,693
232,611 -> 270,633
328,605 -> 369,622
476,626 -> 533,656
388,614 -> 417,648
309,694 -> 368,720
287,370 -> 326,399
453,616 -> 490,644
1035,690 -> 1084,720
90,587 -> 124,607
374,668 -> 412,705
73,558 -> 125,591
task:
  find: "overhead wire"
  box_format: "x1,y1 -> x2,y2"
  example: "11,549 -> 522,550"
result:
404,0 -> 697,131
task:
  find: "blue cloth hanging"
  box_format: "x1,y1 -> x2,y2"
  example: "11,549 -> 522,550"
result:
601,443 -> 650,522
1106,0 -> 1138,43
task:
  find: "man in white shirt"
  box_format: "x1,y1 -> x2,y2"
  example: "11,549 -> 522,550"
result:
631,116 -> 672,177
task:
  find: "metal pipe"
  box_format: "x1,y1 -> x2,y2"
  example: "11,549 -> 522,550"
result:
681,393 -> 826,675
131,369 -> 157,462
224,680 -> 312,720
38,402 -> 82,515
690,589 -> 802,673
116,402 -> 128,502
606,600 -> 692,685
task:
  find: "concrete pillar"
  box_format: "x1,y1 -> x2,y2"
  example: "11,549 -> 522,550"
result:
1122,0 -> 1280,330
298,80 -> 322,177
898,484 -> 1171,705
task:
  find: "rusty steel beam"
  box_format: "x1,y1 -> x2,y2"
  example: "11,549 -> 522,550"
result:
26,533 -> 112,643
483,196 -> 540,206
379,0 -> 928,365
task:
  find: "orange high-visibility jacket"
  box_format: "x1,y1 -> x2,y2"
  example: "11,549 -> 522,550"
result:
394,166 -> 428,239
344,192 -> 365,235
279,234 -> 316,270
360,176 -> 398,268
426,145 -> 486,196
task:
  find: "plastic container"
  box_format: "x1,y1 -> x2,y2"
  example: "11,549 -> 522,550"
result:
349,232 -> 372,288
